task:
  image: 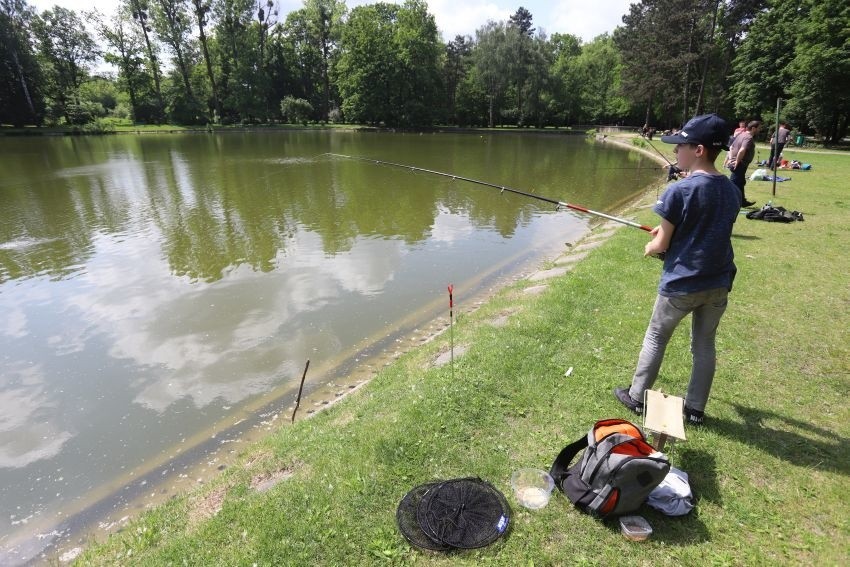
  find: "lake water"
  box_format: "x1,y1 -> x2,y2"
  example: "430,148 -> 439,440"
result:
0,130 -> 657,563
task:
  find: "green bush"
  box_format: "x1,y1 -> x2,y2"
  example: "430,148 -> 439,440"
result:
280,96 -> 314,125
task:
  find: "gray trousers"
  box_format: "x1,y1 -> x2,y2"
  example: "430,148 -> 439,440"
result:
629,288 -> 729,412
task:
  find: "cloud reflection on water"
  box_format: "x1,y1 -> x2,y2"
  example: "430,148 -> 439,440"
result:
0,363 -> 74,469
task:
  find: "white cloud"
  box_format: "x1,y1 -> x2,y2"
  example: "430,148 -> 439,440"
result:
547,0 -> 632,41
424,0 -> 511,40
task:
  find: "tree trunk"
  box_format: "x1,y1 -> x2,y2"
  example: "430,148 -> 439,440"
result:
489,94 -> 494,128
10,48 -> 36,120
322,43 -> 330,122
694,0 -> 720,115
174,45 -> 194,100
682,16 -> 696,124
133,2 -> 165,121
320,7 -> 331,122
198,27 -> 220,121
193,1 -> 220,122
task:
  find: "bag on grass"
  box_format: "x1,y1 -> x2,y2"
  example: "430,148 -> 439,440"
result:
549,419 -> 670,518
746,205 -> 804,223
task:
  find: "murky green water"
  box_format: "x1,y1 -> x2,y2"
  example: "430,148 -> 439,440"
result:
0,130 -> 657,562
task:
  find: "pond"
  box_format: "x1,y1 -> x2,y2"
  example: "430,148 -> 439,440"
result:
0,130 -> 658,562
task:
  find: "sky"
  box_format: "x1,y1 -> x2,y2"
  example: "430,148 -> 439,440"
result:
28,0 -> 635,44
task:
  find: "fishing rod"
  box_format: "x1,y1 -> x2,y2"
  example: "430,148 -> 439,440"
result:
326,154 -> 655,233
642,140 -> 683,181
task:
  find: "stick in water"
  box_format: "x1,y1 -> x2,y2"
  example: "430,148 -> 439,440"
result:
291,359 -> 311,423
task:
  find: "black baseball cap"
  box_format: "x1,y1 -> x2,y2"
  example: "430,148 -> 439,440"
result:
661,113 -> 732,151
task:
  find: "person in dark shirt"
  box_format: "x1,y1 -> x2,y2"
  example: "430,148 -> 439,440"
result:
725,120 -> 761,207
614,114 -> 740,425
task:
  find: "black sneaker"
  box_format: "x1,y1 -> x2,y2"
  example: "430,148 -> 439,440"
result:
684,406 -> 705,425
613,387 -> 643,415
742,200 -> 756,207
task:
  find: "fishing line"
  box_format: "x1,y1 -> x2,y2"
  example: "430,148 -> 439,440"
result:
327,154 -> 655,233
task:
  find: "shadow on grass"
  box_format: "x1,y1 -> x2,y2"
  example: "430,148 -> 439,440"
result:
597,449 -> 718,546
602,507 -> 711,546
678,449 -> 721,505
709,404 -> 849,476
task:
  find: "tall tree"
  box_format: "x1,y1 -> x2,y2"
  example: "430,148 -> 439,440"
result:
615,0 -> 720,126
614,1 -> 669,125
281,7 -> 320,105
128,0 -> 165,121
508,6 -> 534,36
571,34 -> 629,123
549,32 -> 582,125
473,21 -> 510,127
393,0 -> 442,126
707,0 -> 766,117
89,7 -> 150,122
212,0 -> 254,121
785,0 -> 850,142
1,0 -> 43,125
336,2 -> 401,125
304,0 -> 345,122
729,0 -> 802,118
506,6 -> 535,125
33,6 -> 98,124
190,0 -> 221,121
150,0 -> 196,108
444,34 -> 472,124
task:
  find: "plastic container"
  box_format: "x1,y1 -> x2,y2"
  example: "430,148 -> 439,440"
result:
510,468 -> 555,510
619,515 -> 652,541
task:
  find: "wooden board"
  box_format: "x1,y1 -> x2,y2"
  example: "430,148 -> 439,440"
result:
643,390 -> 686,441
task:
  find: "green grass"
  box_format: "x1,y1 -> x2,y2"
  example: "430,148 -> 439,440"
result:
74,142 -> 849,566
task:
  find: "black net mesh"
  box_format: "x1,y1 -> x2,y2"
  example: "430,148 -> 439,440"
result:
415,478 -> 511,549
396,482 -> 452,551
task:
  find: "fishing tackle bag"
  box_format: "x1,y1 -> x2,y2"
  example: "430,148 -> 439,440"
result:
746,205 -> 804,223
549,419 -> 670,518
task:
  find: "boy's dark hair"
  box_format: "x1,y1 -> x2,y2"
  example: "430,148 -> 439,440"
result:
747,120 -> 761,129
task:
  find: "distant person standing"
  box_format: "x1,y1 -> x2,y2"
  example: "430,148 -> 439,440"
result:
726,120 -> 761,207
768,122 -> 791,168
733,120 -> 747,137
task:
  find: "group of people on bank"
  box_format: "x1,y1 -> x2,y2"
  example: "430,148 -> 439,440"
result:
724,119 -> 793,206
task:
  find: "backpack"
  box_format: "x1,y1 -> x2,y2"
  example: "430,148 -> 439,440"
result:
746,205 -> 804,223
549,419 -> 670,518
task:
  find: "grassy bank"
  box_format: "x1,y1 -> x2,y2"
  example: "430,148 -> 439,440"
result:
74,142 -> 849,565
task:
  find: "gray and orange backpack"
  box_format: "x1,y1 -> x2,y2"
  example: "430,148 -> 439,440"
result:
550,419 -> 670,517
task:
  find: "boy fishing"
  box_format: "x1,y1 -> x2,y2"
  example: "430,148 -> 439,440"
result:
614,114 -> 740,425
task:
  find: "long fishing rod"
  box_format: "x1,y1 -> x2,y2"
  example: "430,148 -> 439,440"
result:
327,153 -> 654,233
642,139 -> 682,181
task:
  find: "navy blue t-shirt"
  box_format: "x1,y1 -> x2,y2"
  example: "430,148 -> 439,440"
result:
654,172 -> 739,295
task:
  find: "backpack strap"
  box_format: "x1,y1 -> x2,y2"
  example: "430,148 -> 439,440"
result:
550,435 -> 589,487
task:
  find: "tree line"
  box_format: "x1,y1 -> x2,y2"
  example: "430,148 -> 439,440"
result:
1,0 -> 847,141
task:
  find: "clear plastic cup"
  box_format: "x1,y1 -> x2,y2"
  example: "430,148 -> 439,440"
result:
510,468 -> 555,510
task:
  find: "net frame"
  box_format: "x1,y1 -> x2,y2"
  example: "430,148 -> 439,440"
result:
396,481 -> 452,551
415,477 -> 511,549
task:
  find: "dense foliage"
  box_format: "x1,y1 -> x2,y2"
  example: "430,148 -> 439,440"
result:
0,0 -> 847,139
